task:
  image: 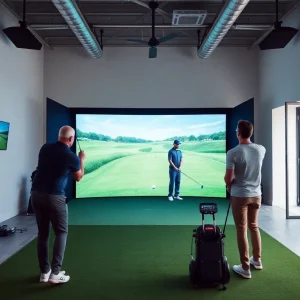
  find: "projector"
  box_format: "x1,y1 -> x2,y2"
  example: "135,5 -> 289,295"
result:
3,21 -> 42,50
259,22 -> 299,50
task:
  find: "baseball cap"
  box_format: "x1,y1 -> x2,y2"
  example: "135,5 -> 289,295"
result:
174,140 -> 181,145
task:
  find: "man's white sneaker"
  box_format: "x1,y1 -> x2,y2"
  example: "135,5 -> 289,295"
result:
40,270 -> 65,283
250,256 -> 263,270
233,264 -> 251,279
168,196 -> 174,201
48,271 -> 70,284
174,196 -> 183,200
40,269 -> 51,283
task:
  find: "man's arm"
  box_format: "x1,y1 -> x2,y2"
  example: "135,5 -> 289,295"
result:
73,160 -> 84,182
169,160 -> 178,170
224,150 -> 235,190
71,151 -> 85,182
179,151 -> 183,170
168,150 -> 178,170
224,170 -> 234,190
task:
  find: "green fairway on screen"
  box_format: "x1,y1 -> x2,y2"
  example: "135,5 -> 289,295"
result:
0,121 -> 10,150
75,114 -> 226,198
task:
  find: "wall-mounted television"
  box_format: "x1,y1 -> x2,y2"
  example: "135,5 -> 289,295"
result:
74,111 -> 227,199
0,121 -> 10,150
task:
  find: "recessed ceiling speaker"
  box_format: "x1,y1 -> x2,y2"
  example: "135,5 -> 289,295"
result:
259,0 -> 299,50
2,0 -> 42,50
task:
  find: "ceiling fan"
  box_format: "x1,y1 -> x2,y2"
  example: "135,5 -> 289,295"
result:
127,1 -> 177,58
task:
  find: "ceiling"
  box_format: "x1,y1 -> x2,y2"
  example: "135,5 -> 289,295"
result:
2,0 -> 300,50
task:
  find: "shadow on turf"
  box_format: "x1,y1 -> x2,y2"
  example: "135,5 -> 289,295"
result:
0,273 -> 241,298
160,275 -> 192,290
155,275 -> 230,293
161,270 -> 252,292
25,276 -> 67,288
0,275 -> 68,295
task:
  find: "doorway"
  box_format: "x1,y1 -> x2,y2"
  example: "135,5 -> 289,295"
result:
296,107 -> 300,207
285,102 -> 300,218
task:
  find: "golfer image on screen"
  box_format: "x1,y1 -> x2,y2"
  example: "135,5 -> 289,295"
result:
168,140 -> 183,201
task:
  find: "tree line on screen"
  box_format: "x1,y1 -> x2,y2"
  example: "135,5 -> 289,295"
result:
76,128 -> 225,143
164,131 -> 225,142
76,129 -> 151,143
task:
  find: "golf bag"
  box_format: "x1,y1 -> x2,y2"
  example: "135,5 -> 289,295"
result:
189,202 -> 231,290
27,169 -> 37,215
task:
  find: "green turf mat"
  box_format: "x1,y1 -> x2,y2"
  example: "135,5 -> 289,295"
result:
1,225 -> 300,300
68,197 -> 234,225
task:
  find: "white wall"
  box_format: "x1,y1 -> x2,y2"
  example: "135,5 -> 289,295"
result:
44,47 -> 258,108
257,6 -> 300,205
0,4 -> 44,222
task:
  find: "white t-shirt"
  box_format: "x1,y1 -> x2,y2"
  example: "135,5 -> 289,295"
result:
226,143 -> 266,197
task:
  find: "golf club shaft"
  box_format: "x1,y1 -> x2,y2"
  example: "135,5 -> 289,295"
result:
76,138 -> 81,151
180,171 -> 203,186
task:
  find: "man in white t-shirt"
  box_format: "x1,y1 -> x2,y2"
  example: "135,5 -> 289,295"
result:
224,120 -> 266,279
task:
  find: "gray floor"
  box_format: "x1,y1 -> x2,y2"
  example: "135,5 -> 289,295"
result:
0,212 -> 38,265
258,205 -> 300,257
1,204 -> 300,266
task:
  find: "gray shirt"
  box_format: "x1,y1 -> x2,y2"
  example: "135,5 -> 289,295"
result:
226,143 -> 266,197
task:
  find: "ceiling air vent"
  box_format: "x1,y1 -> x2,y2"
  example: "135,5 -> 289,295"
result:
172,10 -> 207,26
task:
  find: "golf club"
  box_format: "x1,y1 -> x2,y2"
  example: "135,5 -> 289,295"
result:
76,138 -> 82,151
180,171 -> 204,189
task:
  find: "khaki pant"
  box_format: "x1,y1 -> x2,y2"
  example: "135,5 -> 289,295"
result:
230,196 -> 262,270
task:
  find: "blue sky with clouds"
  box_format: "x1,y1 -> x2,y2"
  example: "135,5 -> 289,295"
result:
76,114 -> 226,141
0,121 -> 9,133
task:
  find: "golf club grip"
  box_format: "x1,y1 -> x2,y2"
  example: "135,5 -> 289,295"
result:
76,138 -> 81,151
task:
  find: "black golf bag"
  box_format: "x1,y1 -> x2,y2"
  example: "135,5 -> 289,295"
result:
27,169 -> 37,215
189,202 -> 231,290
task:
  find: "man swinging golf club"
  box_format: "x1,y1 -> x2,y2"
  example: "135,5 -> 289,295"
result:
31,126 -> 85,284
168,140 -> 183,201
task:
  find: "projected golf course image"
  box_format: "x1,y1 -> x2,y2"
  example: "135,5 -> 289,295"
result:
76,114 -> 226,198
0,121 -> 9,150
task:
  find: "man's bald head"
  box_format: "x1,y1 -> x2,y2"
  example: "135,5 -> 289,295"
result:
58,126 -> 75,146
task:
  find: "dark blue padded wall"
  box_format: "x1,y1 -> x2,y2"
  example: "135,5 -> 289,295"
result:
46,98 -> 74,201
228,98 -> 254,150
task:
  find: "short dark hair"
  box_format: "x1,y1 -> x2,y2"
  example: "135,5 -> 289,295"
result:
237,120 -> 253,139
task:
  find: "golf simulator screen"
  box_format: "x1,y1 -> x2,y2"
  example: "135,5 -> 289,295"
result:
75,113 -> 226,198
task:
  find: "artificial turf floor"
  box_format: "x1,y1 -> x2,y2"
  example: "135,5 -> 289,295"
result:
1,225 -> 300,300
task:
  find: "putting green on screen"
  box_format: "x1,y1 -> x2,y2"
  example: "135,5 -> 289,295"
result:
0,133 -> 8,150
76,140 -> 226,198
1,225 -> 300,300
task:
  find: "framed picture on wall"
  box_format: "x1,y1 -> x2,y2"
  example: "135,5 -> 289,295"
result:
0,120 -> 10,150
